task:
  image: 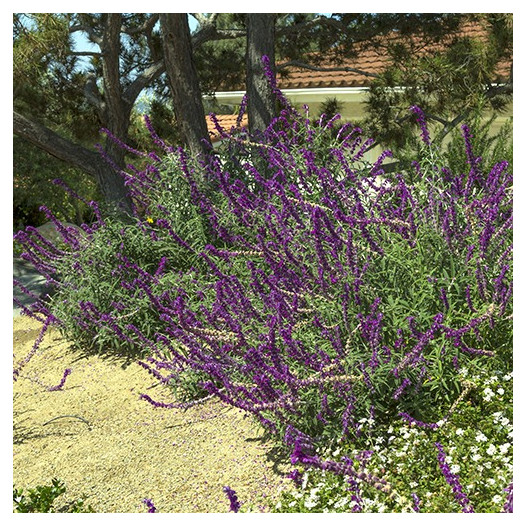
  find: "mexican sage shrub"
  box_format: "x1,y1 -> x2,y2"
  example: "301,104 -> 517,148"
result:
13,57 -> 512,511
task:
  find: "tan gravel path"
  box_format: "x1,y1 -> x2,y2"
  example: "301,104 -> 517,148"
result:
13,316 -> 292,513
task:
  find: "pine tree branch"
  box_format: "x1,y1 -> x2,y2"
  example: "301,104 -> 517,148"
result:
123,60 -> 166,108
277,60 -> 380,79
123,14 -> 159,36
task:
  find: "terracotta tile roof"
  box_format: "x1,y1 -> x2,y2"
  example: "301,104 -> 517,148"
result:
206,113 -> 248,142
277,21 -> 512,89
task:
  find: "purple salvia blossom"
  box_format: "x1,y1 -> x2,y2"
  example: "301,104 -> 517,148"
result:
341,399 -> 356,438
155,219 -> 195,253
261,55 -> 293,112
100,127 -> 147,157
465,244 -> 475,264
439,288 -> 449,312
398,412 -> 440,429
223,486 -> 241,513
324,113 -> 341,130
12,298 -> 47,323
286,469 -> 302,484
13,316 -> 54,381
13,278 -> 42,304
139,393 -> 179,409
38,205 -> 80,250
370,149 -> 393,176
291,447 -> 390,494
410,106 -> 431,146
208,113 -> 229,140
352,137 -> 375,162
461,124 -> 478,174
435,442 -> 474,513
47,368 -> 72,391
16,228 -> 65,258
411,492 -> 421,512
137,361 -> 172,384
336,122 -> 360,143
502,482 -> 513,513
143,115 -> 173,153
52,178 -> 91,207
394,313 -> 444,375
236,94 -> 248,127
493,264 -> 510,303
393,378 -> 411,400
155,256 -> 168,277
348,477 -> 363,512
475,259 -> 488,302
142,498 -> 157,513
451,355 -> 459,370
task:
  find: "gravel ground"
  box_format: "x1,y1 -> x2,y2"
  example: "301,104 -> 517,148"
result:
13,316 -> 292,513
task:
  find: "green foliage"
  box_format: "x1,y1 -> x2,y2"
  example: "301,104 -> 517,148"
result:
13,478 -> 95,513
13,139 -> 100,230
444,115 -> 513,174
169,368 -> 217,404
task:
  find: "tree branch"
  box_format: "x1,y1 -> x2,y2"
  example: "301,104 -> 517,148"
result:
71,50 -> 102,58
13,111 -> 102,179
190,13 -> 208,26
70,16 -> 103,46
277,60 -> 380,79
275,15 -> 343,35
123,60 -> 166,107
123,14 -> 159,36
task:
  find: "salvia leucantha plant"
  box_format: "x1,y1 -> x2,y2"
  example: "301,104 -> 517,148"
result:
13,56 -> 512,512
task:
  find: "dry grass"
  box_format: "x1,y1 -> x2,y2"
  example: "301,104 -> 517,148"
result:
13,316 -> 292,513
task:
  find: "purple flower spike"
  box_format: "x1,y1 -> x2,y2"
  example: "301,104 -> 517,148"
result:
410,106 -> 431,146
286,469 -> 302,484
502,482 -> 513,513
435,442 -> 474,513
223,486 -> 241,513
47,368 -> 72,391
142,498 -> 156,513
411,492 -> 421,512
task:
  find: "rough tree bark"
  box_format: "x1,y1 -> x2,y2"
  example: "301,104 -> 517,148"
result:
96,13 -> 134,215
159,13 -> 212,159
246,14 -> 277,134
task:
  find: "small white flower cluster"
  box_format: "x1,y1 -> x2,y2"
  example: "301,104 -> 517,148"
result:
483,387 -> 495,402
303,487 -> 320,509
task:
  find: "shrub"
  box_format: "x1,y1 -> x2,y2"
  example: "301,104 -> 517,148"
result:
13,57 -> 512,512
13,478 -> 94,513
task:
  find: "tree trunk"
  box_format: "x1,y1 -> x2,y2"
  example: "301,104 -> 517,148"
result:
13,111 -> 132,215
159,14 -> 212,159
246,14 -> 277,134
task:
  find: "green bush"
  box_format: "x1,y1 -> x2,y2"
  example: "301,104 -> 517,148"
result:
13,478 -> 94,513
14,87 -> 512,512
